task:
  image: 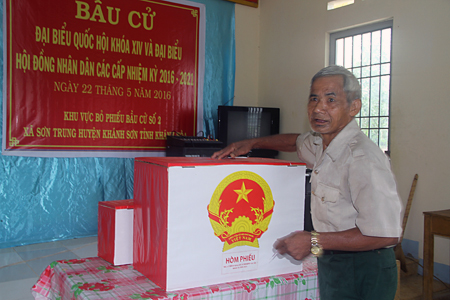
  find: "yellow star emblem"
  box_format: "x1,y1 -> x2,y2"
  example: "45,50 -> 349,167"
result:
234,182 -> 253,203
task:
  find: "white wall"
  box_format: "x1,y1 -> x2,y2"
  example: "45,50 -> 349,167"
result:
234,4 -> 260,107
235,0 -> 450,268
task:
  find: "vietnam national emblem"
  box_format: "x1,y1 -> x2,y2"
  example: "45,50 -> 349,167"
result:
207,171 -> 275,251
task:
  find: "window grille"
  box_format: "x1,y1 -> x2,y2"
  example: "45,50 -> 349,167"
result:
330,20 -> 393,153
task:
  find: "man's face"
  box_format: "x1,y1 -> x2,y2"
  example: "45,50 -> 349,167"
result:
307,75 -> 360,146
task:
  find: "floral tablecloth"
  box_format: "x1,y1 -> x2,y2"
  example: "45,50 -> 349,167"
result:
32,256 -> 319,300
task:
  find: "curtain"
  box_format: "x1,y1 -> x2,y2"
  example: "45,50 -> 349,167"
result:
0,0 -> 235,248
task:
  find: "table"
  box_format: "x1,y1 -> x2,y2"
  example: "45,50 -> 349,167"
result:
31,256 -> 319,300
423,209 -> 450,300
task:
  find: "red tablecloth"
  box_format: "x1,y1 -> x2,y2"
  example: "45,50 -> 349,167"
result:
31,256 -> 319,300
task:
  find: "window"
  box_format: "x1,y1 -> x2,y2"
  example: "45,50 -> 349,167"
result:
330,20 -> 393,153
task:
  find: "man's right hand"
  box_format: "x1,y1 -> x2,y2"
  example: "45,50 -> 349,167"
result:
212,134 -> 300,159
211,140 -> 255,159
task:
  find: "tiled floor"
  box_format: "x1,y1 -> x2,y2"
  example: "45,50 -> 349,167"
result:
0,236 -> 98,300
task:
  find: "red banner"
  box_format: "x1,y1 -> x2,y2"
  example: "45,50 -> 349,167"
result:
3,0 -> 204,157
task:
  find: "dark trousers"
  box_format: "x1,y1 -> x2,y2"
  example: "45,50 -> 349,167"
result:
317,248 -> 397,300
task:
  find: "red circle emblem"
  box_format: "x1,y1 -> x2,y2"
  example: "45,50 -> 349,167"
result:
208,171 -> 275,251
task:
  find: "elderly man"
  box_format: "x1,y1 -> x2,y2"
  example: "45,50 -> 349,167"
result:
212,65 -> 403,300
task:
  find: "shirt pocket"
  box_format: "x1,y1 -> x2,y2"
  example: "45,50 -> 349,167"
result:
311,183 -> 342,229
313,182 -> 340,204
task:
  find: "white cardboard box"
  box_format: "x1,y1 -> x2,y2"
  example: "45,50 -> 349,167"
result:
133,157 -> 305,291
98,200 -> 134,265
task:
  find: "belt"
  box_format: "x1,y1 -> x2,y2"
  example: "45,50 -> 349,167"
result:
322,248 -> 390,255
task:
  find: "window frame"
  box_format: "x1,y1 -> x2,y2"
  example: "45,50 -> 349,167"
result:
329,19 -> 393,154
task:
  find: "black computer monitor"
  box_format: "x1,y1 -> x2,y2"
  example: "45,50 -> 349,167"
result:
217,105 -> 280,158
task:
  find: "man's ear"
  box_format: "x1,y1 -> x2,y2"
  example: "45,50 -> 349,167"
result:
350,99 -> 362,117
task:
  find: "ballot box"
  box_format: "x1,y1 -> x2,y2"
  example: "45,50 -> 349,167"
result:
133,157 -> 306,291
98,200 -> 134,266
